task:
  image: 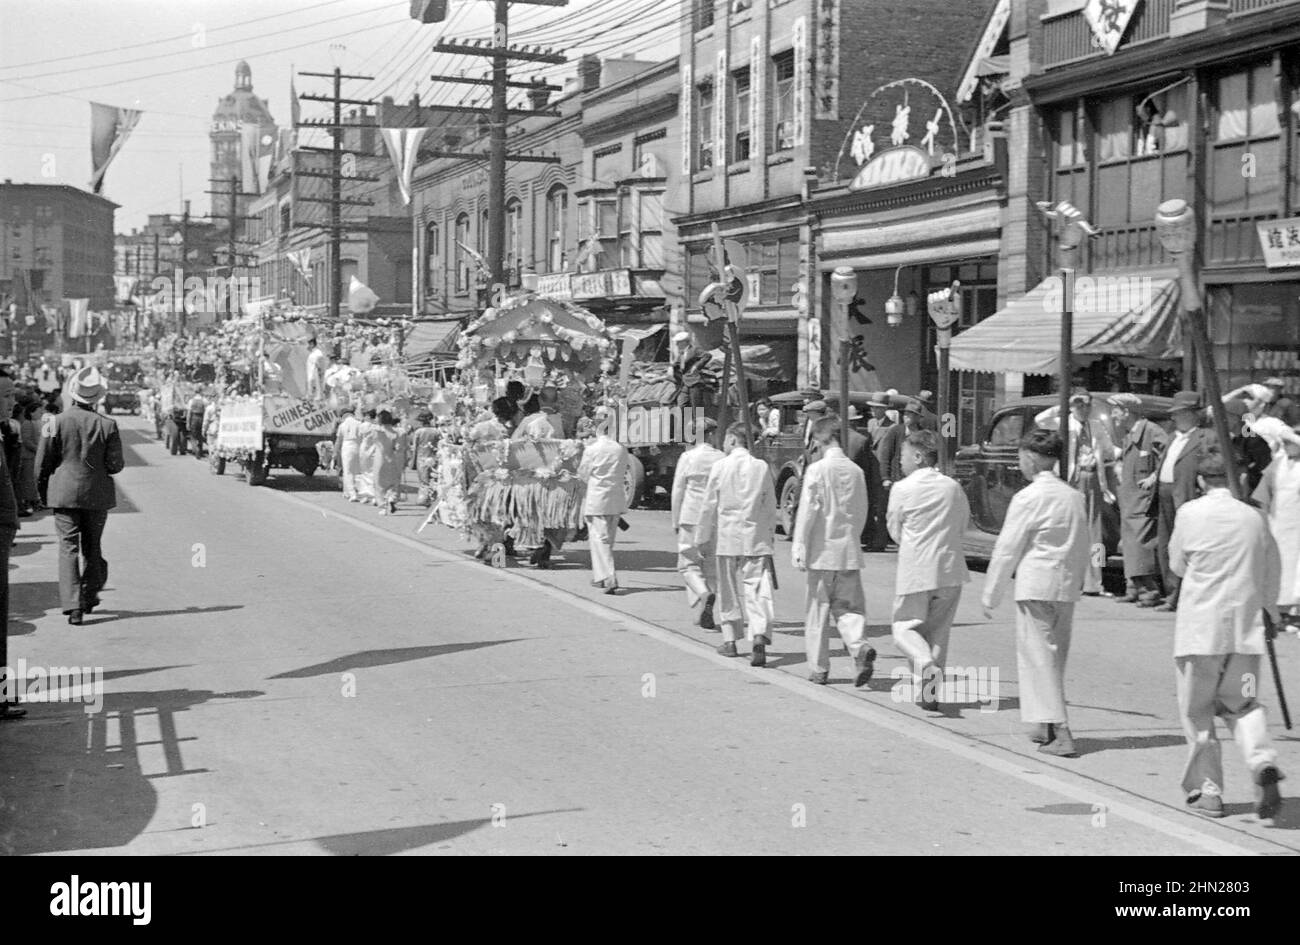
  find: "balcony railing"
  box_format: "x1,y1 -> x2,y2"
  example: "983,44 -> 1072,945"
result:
1043,0 -> 1296,69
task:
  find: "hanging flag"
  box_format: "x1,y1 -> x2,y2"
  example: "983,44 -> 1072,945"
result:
114,275 -> 138,304
66,298 -> 90,338
380,127 -> 429,206
241,123 -> 264,195
348,275 -> 380,315
89,102 -> 142,195
288,248 -> 313,282
290,69 -> 301,151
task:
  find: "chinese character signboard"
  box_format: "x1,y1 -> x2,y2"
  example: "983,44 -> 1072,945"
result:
1257,217 -> 1300,268
1083,0 -> 1139,57
837,78 -> 959,190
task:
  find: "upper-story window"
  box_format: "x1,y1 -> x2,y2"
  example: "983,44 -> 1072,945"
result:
696,0 -> 714,30
454,213 -> 471,293
1093,84 -> 1189,226
732,68 -> 751,163
1210,61 -> 1281,216
505,199 -> 522,277
772,51 -> 795,152
424,222 -> 441,297
545,185 -> 568,272
697,81 -> 716,170
478,208 -> 489,256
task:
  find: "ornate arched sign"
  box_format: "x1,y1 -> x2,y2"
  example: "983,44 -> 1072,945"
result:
834,78 -> 961,191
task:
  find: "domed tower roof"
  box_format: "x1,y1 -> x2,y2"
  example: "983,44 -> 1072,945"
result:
211,60 -> 276,129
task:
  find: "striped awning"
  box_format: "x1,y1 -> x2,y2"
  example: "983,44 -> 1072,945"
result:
947,268 -> 1183,375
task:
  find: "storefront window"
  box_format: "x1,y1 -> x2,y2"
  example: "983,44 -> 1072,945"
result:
1209,282 -> 1300,392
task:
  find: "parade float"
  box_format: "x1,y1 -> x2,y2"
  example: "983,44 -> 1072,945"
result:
441,293 -> 616,564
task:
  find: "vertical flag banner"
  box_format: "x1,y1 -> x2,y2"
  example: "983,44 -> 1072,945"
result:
288,248 -> 314,282
67,298 -> 90,338
290,69 -> 301,151
241,123 -> 264,195
348,275 -> 380,315
380,127 -> 429,206
89,102 -> 142,195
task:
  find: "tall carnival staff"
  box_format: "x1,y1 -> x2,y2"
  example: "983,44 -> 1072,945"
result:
671,417 -> 723,629
699,420 -> 778,666
792,416 -> 875,687
887,429 -> 970,711
982,430 -> 1091,757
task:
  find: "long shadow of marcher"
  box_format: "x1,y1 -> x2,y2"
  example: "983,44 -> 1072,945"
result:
81,603 -> 244,626
0,687 -> 263,855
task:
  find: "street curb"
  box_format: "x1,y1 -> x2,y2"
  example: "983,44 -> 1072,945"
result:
258,483 -> 1273,857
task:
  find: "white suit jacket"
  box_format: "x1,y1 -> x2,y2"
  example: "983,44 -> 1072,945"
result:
578,434 -> 629,516
792,446 -> 867,571
1170,489 -> 1280,656
983,471 -> 1091,607
1034,408 -> 1117,486
513,411 -> 561,440
671,442 -> 724,528
698,447 -> 776,557
336,415 -> 364,447
887,466 -> 971,594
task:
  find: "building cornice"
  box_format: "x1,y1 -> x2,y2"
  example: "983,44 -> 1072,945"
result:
579,92 -> 678,142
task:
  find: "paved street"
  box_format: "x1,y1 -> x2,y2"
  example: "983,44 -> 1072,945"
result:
0,415 -> 1296,855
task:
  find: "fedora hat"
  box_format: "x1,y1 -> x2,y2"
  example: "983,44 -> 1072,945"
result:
866,391 -> 891,408
70,366 -> 106,404
904,401 -> 923,416
1169,390 -> 1202,413
801,399 -> 829,415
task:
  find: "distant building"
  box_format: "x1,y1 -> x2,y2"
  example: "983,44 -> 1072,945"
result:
0,180 -> 117,356
209,60 -> 279,226
114,212 -> 223,284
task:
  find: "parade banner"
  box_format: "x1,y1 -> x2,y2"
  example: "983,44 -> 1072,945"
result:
216,399 -> 263,451
263,396 -> 338,436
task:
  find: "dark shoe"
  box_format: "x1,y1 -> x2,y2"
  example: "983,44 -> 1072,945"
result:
853,647 -> 877,688
697,593 -> 716,630
1136,597 -> 1165,608
1153,602 -> 1177,613
17,509 -> 31,518
809,670 -> 829,685
67,610 -> 83,626
1030,723 -> 1054,745
603,583 -> 620,596
919,666 -> 941,711
1114,592 -> 1140,604
529,545 -> 552,569
1255,765 -> 1284,821
750,642 -> 767,667
591,579 -> 604,587
0,705 -> 26,721
1187,791 -> 1226,819
716,641 -> 738,658
1037,725 -> 1077,757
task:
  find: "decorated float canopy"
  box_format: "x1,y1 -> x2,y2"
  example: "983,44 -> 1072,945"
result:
457,296 -> 616,379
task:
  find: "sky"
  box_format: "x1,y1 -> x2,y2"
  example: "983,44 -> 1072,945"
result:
0,0 -> 681,231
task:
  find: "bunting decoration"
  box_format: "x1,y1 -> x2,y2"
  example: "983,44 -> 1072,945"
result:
380,127 -> 429,206
66,298 -> 90,339
348,275 -> 380,315
89,102 -> 142,195
288,248 -> 314,282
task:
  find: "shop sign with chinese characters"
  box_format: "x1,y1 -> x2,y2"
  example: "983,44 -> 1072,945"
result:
1257,217 -> 1300,268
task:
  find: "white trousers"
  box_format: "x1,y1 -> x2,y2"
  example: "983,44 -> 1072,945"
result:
1015,600 -> 1074,724
676,524 -> 716,607
1174,653 -> 1279,797
805,569 -> 867,674
892,585 -> 962,682
340,442 -> 361,497
717,555 -> 773,643
586,514 -> 618,585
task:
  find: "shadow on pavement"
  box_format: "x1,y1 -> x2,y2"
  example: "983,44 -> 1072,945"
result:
8,580 -> 62,637
1222,800 -> 1300,829
267,640 -> 524,679
83,604 -> 243,626
1074,733 -> 1191,756
0,687 -> 264,855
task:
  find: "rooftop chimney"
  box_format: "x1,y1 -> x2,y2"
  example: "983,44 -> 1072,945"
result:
579,54 -> 601,91
527,75 -> 552,111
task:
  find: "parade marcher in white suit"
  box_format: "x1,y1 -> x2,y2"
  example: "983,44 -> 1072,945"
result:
1170,450 -> 1285,821
983,429 -> 1091,757
1251,424 -> 1300,629
334,406 -> 364,502
887,429 -> 970,710
699,421 -> 778,667
671,418 -> 723,628
792,417 -> 875,686
578,424 -> 629,594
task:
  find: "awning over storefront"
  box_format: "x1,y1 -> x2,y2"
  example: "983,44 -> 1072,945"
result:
948,269 -> 1183,375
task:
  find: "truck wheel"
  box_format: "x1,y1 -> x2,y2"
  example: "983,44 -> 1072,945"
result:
623,453 -> 645,509
778,475 -> 800,539
291,456 -> 317,478
245,453 -> 267,487
210,453 -> 226,476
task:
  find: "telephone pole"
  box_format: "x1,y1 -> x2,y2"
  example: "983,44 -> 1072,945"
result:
297,67 -> 379,320
414,0 -> 567,288
201,177 -> 257,321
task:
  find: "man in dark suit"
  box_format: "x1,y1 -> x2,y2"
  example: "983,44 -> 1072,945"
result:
1109,393 -> 1167,605
671,331 -> 711,408
1143,390 -> 1212,612
36,366 -> 124,626
0,406 -> 22,720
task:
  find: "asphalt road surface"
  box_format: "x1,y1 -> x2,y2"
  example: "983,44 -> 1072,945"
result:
3,416 -> 1298,855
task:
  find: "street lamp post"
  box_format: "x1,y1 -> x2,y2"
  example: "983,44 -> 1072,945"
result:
926,281 -> 961,474
830,267 -> 858,449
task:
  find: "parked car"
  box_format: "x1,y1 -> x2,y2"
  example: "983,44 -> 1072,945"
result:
953,392 -> 1174,560
756,388 -> 928,536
